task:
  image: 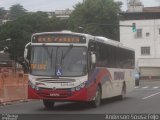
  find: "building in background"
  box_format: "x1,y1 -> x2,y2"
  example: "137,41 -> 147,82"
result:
46,9 -> 73,19
0,10 -> 10,25
120,0 -> 160,79
127,0 -> 143,12
45,12 -> 55,19
54,9 -> 72,19
0,9 -> 73,25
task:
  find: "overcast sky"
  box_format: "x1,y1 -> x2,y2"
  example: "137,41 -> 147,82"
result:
0,0 -> 159,12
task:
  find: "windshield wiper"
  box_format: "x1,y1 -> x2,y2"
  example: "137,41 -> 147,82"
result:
60,45 -> 73,65
42,44 -> 52,59
42,44 -> 53,68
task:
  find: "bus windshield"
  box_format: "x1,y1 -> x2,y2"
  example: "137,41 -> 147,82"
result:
30,46 -> 87,77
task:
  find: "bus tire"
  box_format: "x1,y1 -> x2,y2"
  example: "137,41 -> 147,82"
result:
43,100 -> 55,109
119,83 -> 126,100
92,85 -> 101,108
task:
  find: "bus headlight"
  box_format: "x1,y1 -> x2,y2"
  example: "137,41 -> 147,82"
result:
29,81 -> 36,89
71,82 -> 86,92
35,86 -> 39,91
75,85 -> 81,91
80,82 -> 86,88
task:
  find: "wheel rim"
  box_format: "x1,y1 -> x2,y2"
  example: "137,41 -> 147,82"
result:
95,87 -> 101,106
121,85 -> 126,99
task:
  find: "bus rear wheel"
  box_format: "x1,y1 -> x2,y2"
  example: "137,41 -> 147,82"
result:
119,83 -> 126,100
92,86 -> 101,108
43,100 -> 55,109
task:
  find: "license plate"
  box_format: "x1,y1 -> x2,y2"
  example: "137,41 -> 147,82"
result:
50,93 -> 60,97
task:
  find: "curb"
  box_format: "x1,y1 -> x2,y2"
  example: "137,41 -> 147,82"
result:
140,79 -> 160,82
0,99 -> 31,106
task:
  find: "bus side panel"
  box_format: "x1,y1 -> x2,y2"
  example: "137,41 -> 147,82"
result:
99,68 -> 135,99
87,68 -> 113,100
125,69 -> 135,93
106,68 -> 124,97
100,68 -> 116,99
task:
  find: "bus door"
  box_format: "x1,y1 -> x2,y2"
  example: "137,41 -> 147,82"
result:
87,40 -> 97,99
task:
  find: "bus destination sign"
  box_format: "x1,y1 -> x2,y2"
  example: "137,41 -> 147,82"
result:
32,34 -> 86,44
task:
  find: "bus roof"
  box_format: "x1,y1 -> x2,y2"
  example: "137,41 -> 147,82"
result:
32,31 -> 92,38
95,36 -> 134,51
31,31 -> 134,51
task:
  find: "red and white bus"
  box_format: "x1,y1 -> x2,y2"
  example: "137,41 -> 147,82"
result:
24,31 -> 135,109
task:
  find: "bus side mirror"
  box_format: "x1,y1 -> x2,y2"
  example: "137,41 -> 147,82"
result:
24,42 -> 31,63
91,52 -> 96,64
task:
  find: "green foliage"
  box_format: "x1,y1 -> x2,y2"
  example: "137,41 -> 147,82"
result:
68,0 -> 121,40
0,1 -> 122,64
9,4 -> 27,20
0,8 -> 68,61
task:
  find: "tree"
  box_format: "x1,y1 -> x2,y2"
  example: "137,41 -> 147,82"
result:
68,0 -> 122,40
9,4 -> 27,20
0,10 -> 68,62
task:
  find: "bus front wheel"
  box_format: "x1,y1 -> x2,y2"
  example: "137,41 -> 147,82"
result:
92,85 -> 101,108
43,100 -> 55,109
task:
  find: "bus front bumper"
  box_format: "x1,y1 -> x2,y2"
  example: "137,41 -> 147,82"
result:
28,86 -> 91,102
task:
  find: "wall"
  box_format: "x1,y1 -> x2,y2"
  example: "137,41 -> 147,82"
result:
120,19 -> 160,77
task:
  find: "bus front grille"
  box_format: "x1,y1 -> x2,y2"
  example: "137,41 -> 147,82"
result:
35,78 -> 76,83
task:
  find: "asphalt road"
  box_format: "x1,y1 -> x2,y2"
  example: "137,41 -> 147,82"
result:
0,80 -> 160,115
